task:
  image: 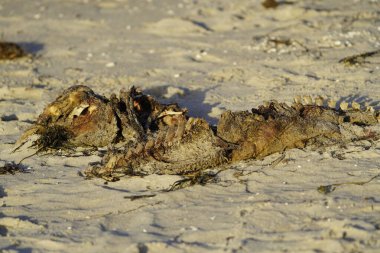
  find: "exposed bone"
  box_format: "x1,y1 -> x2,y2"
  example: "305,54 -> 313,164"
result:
328,99 -> 337,109
68,104 -> 90,119
293,95 -> 302,104
303,95 -> 313,105
340,102 -> 349,111
352,101 -> 361,111
366,106 -> 374,113
315,96 -> 324,106
158,110 -> 185,118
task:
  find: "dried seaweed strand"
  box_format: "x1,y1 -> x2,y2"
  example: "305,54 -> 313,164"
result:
339,49 -> 380,66
318,173 -> 380,194
124,194 -> 157,201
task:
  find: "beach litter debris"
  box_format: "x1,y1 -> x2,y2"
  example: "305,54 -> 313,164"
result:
0,42 -> 26,60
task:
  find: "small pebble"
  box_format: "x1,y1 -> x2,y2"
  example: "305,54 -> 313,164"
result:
106,62 -> 115,68
190,226 -> 198,231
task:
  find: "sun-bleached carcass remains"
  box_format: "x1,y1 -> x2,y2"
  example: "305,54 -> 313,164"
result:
17,86 -> 379,181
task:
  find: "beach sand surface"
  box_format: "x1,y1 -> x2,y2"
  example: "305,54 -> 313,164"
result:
1,0 -> 380,252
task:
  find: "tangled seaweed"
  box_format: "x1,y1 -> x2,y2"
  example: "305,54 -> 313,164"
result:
0,161 -> 30,175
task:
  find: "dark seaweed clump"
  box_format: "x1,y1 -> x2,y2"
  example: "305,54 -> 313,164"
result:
166,170 -> 222,191
33,125 -> 72,151
0,42 -> 25,60
0,162 -> 29,175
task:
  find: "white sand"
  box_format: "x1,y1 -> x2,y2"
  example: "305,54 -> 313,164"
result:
1,0 -> 380,252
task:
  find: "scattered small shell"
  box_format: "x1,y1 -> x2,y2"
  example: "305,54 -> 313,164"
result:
106,62 -> 115,68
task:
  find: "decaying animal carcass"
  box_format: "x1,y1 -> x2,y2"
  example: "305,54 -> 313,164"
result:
17,85 -> 380,181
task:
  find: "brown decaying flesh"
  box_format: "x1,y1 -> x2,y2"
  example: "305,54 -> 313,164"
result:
18,86 -> 379,181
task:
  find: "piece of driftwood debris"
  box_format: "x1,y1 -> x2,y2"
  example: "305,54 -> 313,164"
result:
0,42 -> 25,60
262,0 -> 293,9
318,173 -> 380,194
262,0 -> 279,9
339,49 -> 380,66
17,86 -> 379,181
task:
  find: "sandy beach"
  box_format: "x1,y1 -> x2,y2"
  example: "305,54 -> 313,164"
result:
1,0 -> 380,252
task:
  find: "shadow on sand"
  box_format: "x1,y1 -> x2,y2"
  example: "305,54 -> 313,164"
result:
337,94 -> 380,110
18,42 -> 44,55
144,85 -> 221,125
